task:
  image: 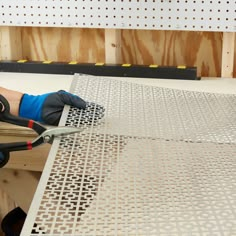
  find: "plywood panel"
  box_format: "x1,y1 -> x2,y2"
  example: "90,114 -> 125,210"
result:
221,32 -> 235,78
0,26 -> 22,60
121,30 -> 222,77
0,26 -> 232,77
19,28 -> 223,77
21,27 -> 105,62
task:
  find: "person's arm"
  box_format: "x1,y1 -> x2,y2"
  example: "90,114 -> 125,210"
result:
0,87 -> 88,125
0,87 -> 104,126
0,87 -> 23,116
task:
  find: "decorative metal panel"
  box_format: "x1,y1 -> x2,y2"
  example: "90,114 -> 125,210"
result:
0,0 -> 235,32
21,74 -> 236,236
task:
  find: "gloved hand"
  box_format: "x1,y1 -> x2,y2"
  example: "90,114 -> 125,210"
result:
19,90 -> 87,126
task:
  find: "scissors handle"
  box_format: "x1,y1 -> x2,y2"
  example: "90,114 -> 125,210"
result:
0,142 -> 32,168
0,141 -> 33,152
0,151 -> 9,168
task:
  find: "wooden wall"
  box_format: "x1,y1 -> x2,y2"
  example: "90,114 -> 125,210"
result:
0,27 -> 235,78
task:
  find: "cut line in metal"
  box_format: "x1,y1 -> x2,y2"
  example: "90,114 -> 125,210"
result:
22,74 -> 236,236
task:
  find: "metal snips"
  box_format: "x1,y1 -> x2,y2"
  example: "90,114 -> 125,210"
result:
0,94 -> 82,168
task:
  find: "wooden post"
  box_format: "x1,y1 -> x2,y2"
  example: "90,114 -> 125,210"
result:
221,32 -> 235,78
0,26 -> 23,60
105,29 -> 122,64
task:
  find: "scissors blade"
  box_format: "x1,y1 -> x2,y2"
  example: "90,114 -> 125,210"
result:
31,127 -> 83,147
44,127 -> 84,139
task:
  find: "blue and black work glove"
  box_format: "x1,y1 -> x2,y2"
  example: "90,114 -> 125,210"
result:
19,90 -> 105,126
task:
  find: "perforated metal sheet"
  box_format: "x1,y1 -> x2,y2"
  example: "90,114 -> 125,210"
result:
22,75 -> 236,236
0,0 -> 235,32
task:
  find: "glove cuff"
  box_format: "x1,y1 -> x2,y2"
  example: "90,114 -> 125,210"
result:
19,93 -> 50,122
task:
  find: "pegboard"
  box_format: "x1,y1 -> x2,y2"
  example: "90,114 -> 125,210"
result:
21,75 -> 236,236
0,0 -> 235,32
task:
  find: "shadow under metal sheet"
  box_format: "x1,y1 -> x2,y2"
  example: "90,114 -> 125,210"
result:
22,74 -> 236,236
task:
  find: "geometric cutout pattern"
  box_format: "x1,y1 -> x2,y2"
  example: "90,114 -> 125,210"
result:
22,75 -> 236,235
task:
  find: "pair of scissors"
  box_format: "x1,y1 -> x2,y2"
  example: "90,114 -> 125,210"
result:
0,94 -> 83,168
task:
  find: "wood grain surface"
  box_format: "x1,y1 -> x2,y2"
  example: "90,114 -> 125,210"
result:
1,27 -> 234,77
121,30 -> 223,77
21,27 -> 105,63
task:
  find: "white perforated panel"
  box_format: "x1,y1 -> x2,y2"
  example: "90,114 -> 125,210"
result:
21,75 -> 236,236
0,0 -> 235,32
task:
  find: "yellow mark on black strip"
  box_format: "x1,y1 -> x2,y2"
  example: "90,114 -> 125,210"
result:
43,61 -> 52,64
177,65 -> 186,69
69,61 -> 78,65
95,63 -> 104,66
122,64 -> 131,67
17,60 -> 27,63
149,64 -> 158,68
